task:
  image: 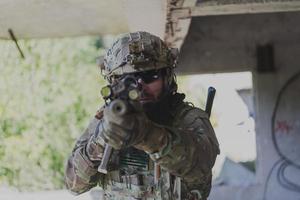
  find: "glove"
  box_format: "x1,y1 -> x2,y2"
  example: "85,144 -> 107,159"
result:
99,100 -> 151,150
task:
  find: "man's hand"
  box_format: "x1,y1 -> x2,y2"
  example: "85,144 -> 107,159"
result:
99,101 -> 150,150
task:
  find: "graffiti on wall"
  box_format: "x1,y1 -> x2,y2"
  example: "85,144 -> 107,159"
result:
275,120 -> 294,134
264,71 -> 300,200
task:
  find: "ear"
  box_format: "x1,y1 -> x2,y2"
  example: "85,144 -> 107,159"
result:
165,68 -> 177,94
169,48 -> 179,68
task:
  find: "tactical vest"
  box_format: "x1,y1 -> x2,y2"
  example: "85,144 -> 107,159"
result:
99,148 -> 179,200
97,93 -> 215,200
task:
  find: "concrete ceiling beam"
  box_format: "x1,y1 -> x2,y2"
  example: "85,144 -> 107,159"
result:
172,2 -> 300,19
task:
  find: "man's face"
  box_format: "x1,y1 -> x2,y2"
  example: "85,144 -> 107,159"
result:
135,70 -> 164,104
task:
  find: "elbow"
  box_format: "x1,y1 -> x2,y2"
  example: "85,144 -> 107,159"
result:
64,158 -> 91,195
64,174 -> 93,195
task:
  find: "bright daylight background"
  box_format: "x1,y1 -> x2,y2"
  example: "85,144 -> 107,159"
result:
0,36 -> 256,199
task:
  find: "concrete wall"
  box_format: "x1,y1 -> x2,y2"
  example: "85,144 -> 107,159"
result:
252,43 -> 300,200
177,11 -> 300,75
177,11 -> 300,200
209,43 -> 300,200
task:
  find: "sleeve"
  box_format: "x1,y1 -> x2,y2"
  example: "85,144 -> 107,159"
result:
148,107 -> 220,199
64,113 -> 106,195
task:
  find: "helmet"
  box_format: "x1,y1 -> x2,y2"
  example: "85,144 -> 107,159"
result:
101,31 -> 178,80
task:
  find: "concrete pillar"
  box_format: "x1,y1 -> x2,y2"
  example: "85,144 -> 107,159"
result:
253,43 -> 300,200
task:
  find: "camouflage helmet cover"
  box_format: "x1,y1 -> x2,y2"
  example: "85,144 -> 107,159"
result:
101,31 -> 178,78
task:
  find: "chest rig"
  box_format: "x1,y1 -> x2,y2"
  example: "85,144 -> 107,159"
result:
100,93 -> 197,200
102,147 -> 183,200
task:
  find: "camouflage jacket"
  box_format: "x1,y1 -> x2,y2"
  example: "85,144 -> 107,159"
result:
65,93 -> 220,200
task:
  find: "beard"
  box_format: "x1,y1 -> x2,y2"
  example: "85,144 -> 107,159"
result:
142,94 -> 173,125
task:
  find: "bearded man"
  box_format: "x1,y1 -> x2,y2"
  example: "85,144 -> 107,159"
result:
65,31 -> 219,200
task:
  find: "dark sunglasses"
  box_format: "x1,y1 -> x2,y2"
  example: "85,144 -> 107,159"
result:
134,70 -> 162,84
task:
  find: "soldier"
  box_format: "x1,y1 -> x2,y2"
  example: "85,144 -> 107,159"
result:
65,31 -> 219,200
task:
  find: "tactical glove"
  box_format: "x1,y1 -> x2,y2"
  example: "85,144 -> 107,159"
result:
98,102 -> 152,150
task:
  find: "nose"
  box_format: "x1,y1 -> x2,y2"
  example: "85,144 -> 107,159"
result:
138,78 -> 145,86
137,78 -> 149,91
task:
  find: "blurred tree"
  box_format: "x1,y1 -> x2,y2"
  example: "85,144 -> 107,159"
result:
0,37 -> 105,190
94,37 -> 104,50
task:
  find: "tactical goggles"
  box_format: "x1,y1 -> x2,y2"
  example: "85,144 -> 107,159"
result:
111,69 -> 163,84
134,70 -> 162,84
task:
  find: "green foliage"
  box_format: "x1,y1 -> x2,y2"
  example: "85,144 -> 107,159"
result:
0,37 -> 105,190
94,37 -> 104,50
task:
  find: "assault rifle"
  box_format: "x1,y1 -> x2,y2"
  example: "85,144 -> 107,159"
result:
98,75 -> 140,174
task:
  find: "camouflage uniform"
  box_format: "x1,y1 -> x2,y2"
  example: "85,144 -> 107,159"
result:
64,32 -> 220,200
